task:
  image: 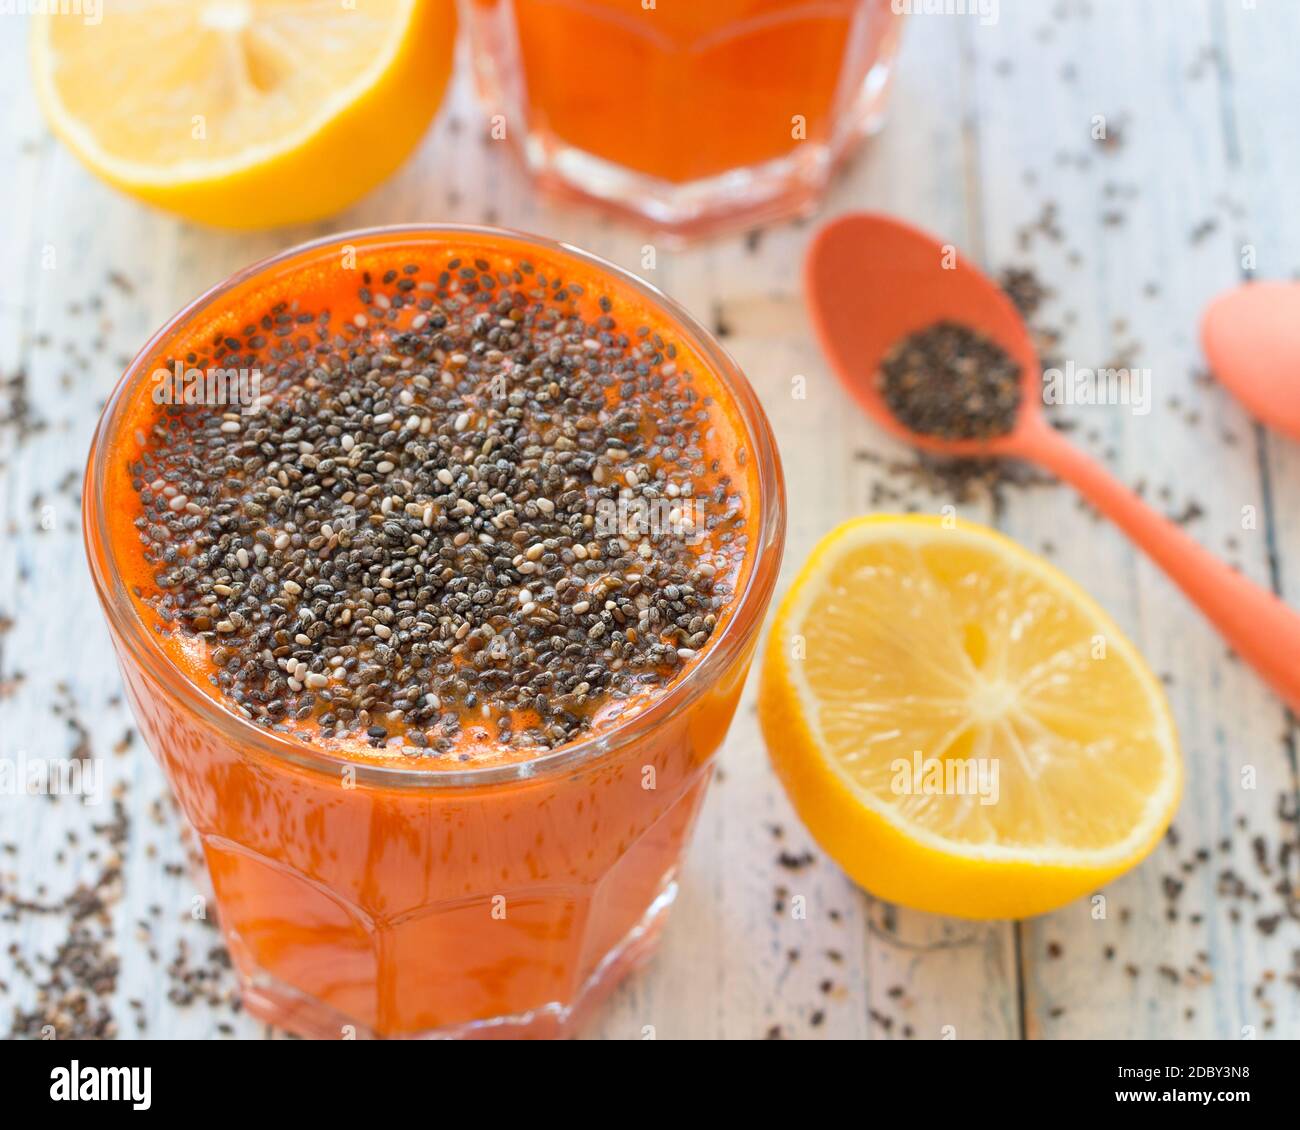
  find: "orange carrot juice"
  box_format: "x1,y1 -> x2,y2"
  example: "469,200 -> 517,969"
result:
84,226 -> 784,1038
468,0 -> 903,232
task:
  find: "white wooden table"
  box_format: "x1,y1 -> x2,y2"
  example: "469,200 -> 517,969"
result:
2,0 -> 1297,1040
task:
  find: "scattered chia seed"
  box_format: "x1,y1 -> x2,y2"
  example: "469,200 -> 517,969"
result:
0,610 -> 22,700
0,368 -> 46,445
855,447 -> 1055,509
997,265 -> 1052,320
106,270 -> 136,296
2,793 -> 128,1040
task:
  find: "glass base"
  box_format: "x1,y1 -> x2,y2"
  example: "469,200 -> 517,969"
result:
524,140 -> 836,241
234,878 -> 680,1040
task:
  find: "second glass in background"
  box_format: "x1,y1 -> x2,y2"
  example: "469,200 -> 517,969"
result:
467,0 -> 903,236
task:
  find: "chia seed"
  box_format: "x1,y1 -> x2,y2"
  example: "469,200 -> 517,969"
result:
125,249 -> 751,760
878,320 -> 1023,441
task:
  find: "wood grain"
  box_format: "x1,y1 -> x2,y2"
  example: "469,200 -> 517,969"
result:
0,2 -> 1295,1040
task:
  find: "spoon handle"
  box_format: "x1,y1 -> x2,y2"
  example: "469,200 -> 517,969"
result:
1021,424 -> 1300,715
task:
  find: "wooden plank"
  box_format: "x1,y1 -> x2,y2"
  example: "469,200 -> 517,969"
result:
968,0 -> 1298,1039
4,3 -> 1295,1042
590,15 -> 1020,1041
1213,0 -> 1300,1042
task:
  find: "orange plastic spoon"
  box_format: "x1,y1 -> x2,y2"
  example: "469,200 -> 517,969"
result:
1201,281 -> 1300,442
805,212 -> 1300,714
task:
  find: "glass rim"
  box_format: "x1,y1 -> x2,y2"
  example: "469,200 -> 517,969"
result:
83,223 -> 786,790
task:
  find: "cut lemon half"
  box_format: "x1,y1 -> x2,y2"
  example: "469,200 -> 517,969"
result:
31,0 -> 456,228
759,514 -> 1181,919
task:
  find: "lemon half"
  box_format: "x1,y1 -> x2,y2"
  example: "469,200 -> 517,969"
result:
759,514 -> 1182,919
31,0 -> 456,228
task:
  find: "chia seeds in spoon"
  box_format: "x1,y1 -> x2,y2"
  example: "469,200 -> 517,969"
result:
125,252 -> 751,761
878,320 -> 1023,440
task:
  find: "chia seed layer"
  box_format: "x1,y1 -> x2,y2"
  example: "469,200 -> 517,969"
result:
878,320 -> 1023,441
122,248 -> 754,763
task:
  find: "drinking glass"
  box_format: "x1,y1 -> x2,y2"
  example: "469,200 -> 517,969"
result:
84,225 -> 786,1038
466,0 -> 904,236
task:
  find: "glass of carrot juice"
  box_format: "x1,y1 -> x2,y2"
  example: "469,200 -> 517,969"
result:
466,0 -> 904,235
84,225 -> 785,1038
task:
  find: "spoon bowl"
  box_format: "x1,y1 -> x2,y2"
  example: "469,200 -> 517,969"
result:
804,212 -> 1046,458
1201,280 -> 1300,443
